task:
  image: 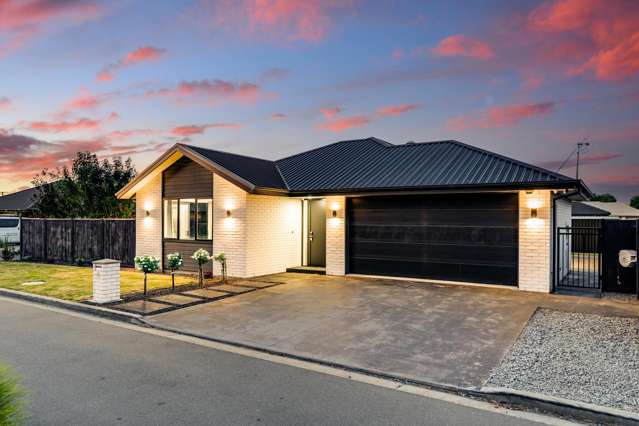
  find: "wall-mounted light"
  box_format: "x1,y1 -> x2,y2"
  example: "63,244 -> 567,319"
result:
145,210 -> 151,217
332,209 -> 337,218
226,210 -> 232,218
530,208 -> 538,218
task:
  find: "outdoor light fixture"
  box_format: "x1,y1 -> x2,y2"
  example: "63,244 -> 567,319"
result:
530,208 -> 538,218
226,210 -> 232,218
145,210 -> 150,217
332,210 -> 337,218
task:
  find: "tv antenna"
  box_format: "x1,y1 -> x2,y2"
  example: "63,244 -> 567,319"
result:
556,139 -> 590,180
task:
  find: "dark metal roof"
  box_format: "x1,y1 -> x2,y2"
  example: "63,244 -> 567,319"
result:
275,138 -> 580,193
0,186 -> 39,211
572,202 -> 611,217
177,138 -> 587,195
186,145 -> 287,190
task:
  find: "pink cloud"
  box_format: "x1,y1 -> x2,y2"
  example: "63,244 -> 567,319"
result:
21,117 -> 103,133
271,113 -> 286,119
320,115 -> 370,132
0,0 -> 102,58
528,0 -> 639,80
170,123 -> 240,136
432,34 -> 495,60
0,97 -> 10,110
97,46 -> 166,82
62,89 -> 106,111
376,103 -> 418,117
107,129 -> 163,140
320,106 -> 341,119
200,0 -> 355,43
447,101 -> 556,130
145,79 -> 262,104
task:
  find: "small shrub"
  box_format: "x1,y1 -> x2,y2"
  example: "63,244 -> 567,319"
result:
166,252 -> 183,291
0,364 -> 26,425
214,252 -> 227,282
134,255 -> 160,295
1,238 -> 16,262
191,249 -> 211,286
75,257 -> 87,267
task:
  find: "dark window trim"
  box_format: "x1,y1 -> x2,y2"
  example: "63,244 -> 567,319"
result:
163,197 -> 212,242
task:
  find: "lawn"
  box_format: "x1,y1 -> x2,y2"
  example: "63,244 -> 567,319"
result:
0,261 -> 199,301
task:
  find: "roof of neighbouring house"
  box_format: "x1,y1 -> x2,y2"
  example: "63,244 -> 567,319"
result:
572,202 -> 611,217
578,201 -> 639,218
0,186 -> 40,211
117,137 -> 591,198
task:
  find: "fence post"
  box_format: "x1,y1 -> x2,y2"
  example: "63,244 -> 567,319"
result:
43,219 -> 48,261
70,218 -> 75,264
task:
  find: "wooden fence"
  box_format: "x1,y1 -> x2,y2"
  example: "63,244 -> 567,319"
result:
20,218 -> 135,266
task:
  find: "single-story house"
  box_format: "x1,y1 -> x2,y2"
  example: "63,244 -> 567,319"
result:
116,138 -> 591,293
573,201 -> 639,220
0,186 -> 40,216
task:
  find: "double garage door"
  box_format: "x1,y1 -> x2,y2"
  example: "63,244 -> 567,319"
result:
347,193 -> 518,286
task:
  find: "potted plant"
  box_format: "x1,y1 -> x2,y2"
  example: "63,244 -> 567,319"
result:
134,255 -> 160,295
166,252 -> 183,292
214,252 -> 227,283
191,249 -> 211,287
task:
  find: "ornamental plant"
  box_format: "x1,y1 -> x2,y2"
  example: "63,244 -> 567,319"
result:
1,237 -> 16,262
191,248 -> 211,286
214,252 -> 227,282
166,252 -> 183,292
134,255 -> 160,295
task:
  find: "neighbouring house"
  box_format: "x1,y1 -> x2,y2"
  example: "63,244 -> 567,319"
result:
0,186 -> 40,216
573,201 -> 639,222
116,138 -> 591,293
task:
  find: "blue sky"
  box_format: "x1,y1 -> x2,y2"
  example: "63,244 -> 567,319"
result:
1,0 -> 638,200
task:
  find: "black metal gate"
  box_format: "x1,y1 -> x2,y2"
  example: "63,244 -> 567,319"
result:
555,226 -> 602,292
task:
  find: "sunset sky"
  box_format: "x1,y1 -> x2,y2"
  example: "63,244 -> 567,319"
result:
1,0 -> 638,200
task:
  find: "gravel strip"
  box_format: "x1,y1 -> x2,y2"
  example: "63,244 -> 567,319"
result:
488,308 -> 639,413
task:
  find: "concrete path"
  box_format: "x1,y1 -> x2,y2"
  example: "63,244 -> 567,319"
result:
149,273 -> 639,389
0,298 -> 559,426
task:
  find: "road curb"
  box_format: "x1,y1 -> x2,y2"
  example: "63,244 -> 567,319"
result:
2,292 -> 636,425
481,386 -> 639,425
0,288 -> 144,324
142,319 -> 638,425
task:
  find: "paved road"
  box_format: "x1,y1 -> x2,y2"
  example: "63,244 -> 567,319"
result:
0,298 -> 558,426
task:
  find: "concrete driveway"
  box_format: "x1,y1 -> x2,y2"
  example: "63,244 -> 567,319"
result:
148,273 -> 639,389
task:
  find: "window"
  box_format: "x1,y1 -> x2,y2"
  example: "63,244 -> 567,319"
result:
0,218 -> 19,228
163,198 -> 212,241
197,199 -> 212,240
163,200 -> 178,238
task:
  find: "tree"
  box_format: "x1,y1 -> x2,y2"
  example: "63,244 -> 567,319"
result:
31,152 -> 136,218
631,196 -> 639,210
590,193 -> 617,202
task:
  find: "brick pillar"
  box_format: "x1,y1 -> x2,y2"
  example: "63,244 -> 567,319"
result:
518,190 -> 552,293
325,196 -> 346,276
92,259 -> 121,303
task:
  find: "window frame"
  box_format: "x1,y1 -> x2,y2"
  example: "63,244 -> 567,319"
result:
162,197 -> 213,242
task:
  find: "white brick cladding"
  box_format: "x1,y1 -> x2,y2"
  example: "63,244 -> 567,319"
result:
92,259 -> 120,304
246,195 -> 301,276
518,190 -> 553,292
211,174 -> 301,278
213,174 -> 248,277
325,196 -> 346,276
135,173 -> 162,268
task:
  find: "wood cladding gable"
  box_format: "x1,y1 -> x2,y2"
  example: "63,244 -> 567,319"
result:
163,157 -> 213,198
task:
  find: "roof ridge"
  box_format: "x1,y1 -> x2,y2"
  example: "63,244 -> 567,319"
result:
276,137 -> 391,163
444,140 -> 575,181
180,143 -> 275,164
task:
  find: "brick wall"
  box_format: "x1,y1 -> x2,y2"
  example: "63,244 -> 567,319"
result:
212,173 -> 248,277
518,190 -> 553,292
135,173 -> 162,268
246,195 -> 301,276
325,195 -> 346,276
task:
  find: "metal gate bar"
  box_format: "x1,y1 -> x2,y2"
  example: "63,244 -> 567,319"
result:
555,226 -> 602,291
